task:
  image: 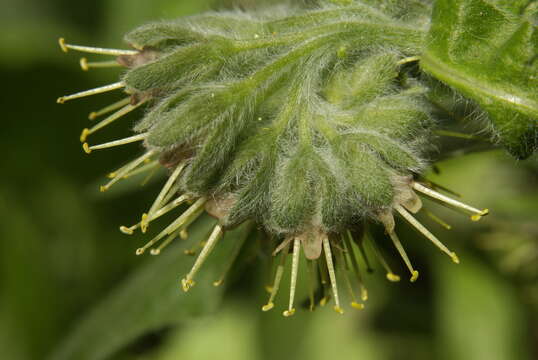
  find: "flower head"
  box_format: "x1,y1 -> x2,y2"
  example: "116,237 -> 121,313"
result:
57,0 -> 488,315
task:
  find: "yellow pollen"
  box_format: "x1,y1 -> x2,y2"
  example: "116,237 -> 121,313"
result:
181,278 -> 195,292
471,209 -> 489,222
334,306 -> 344,314
386,273 -> 401,282
262,303 -> 275,312
140,213 -> 149,233
80,128 -> 90,143
80,57 -> 89,71
282,309 -> 295,317
351,302 -> 365,310
120,226 -> 134,235
59,38 -> 68,52
82,143 -> 91,154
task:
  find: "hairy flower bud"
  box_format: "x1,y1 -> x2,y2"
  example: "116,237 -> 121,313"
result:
57,0 -> 491,315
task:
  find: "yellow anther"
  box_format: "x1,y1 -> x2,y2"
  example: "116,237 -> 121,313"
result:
360,287 -> 368,301
58,38 -> 68,52
265,285 -> 273,293
140,213 -> 149,233
319,297 -> 329,307
410,270 -> 419,282
120,226 -> 134,235
107,172 -> 116,179
99,185 -> 108,193
351,302 -> 365,310
80,57 -> 89,71
82,143 -> 91,154
262,303 -> 275,312
80,128 -> 90,143
283,308 -> 295,317
451,252 -> 460,264
386,273 -> 401,282
181,278 -> 195,292
150,249 -> 160,256
334,306 -> 344,314
57,97 -> 66,104
135,248 -> 145,256
471,209 -> 489,222
213,280 -> 223,287
88,112 -> 98,120
184,250 -> 196,256
180,229 -> 189,240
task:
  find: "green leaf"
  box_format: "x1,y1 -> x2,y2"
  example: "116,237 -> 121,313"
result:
420,0 -> 538,159
49,218 -> 252,360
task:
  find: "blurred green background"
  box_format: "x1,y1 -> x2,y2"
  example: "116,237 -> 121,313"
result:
1,0 -> 537,359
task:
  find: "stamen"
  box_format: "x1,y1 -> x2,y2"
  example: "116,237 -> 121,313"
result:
322,236 -> 344,314
317,256 -> 331,307
58,38 -> 138,56
213,230 -> 247,287
84,133 -> 146,154
423,208 -> 452,230
181,224 -> 224,292
262,242 -> 290,311
99,151 -> 154,192
395,205 -> 459,264
120,195 -> 190,235
150,232 -> 178,255
366,232 -> 400,282
305,260 -> 317,311
342,233 -> 368,301
108,157 -> 152,179
335,246 -> 364,310
80,57 -> 121,71
120,160 -> 160,180
283,238 -> 301,317
89,98 -> 131,120
352,231 -> 374,273
412,182 -> 489,221
397,56 -> 420,65
81,100 -> 147,142
141,163 -> 186,232
419,179 -> 461,198
57,81 -> 125,104
161,181 -> 183,207
387,230 -> 419,282
137,197 -> 206,255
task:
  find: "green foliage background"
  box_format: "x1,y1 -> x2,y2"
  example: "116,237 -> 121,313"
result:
0,0 -> 537,359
